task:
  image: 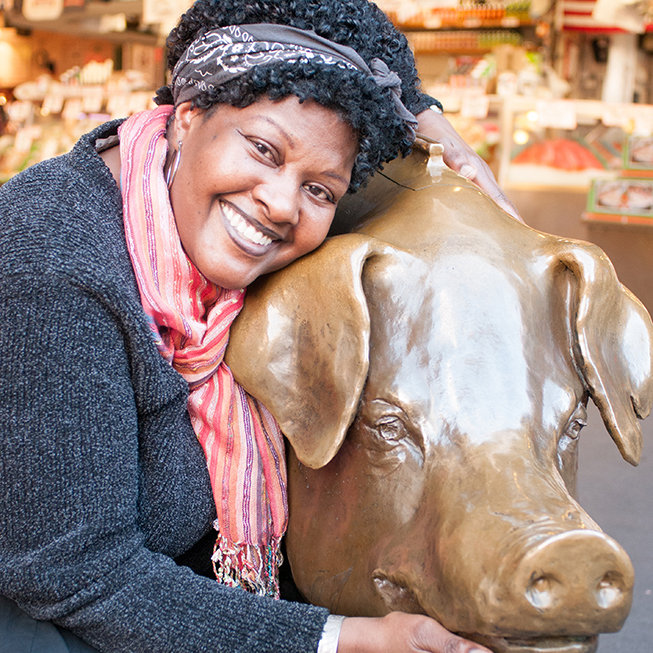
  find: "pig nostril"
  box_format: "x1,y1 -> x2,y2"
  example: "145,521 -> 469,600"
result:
526,574 -> 559,609
595,572 -> 624,609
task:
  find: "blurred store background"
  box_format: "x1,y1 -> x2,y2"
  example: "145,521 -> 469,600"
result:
0,2 -> 651,652
1,0 -> 652,398
7,2 -> 651,311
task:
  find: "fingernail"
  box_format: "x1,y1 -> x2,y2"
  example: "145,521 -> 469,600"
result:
460,164 -> 476,179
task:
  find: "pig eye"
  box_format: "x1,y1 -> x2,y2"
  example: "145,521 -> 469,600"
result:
366,414 -> 424,467
565,416 -> 587,440
357,400 -> 424,466
561,404 -> 588,443
375,416 -> 405,442
557,403 -> 587,493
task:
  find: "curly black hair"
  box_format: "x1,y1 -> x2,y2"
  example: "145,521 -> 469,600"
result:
155,0 -> 434,191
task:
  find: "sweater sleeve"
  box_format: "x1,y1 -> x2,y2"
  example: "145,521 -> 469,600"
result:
0,270 -> 328,653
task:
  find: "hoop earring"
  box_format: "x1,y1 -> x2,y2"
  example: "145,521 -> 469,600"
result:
166,140 -> 183,189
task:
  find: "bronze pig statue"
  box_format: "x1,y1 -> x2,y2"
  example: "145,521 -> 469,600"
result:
225,145 -> 653,653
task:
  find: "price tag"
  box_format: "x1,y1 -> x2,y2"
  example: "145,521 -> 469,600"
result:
535,100 -> 577,130
461,93 -> 490,120
127,92 -> 154,115
21,0 -> 63,20
82,87 -> 104,114
632,106 -> 653,137
501,17 -> 520,28
42,92 -> 64,115
14,128 -> 34,154
62,98 -> 83,122
601,104 -> 630,128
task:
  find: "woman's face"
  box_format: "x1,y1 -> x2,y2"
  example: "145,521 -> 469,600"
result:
168,96 -> 358,289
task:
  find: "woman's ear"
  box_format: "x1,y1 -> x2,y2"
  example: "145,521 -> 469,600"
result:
170,101 -> 199,141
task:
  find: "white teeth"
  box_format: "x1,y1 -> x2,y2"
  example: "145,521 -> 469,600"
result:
221,202 -> 273,247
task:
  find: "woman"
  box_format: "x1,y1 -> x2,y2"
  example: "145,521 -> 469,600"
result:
0,1 -> 496,651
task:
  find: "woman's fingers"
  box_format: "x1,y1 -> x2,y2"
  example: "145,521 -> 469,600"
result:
451,152 -> 523,223
416,108 -> 523,223
405,613 -> 491,653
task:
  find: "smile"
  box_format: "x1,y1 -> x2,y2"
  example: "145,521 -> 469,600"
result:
221,201 -> 274,247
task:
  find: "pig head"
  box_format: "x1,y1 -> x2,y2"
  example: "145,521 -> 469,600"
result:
225,147 -> 653,653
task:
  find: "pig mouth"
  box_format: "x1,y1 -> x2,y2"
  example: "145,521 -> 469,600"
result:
374,573 -> 598,653
372,571 -> 426,614
466,634 -> 598,653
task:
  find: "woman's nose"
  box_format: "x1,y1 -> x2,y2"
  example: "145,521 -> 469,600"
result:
254,172 -> 300,226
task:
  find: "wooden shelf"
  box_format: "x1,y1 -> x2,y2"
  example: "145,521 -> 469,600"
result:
583,212 -> 653,227
399,18 -> 535,31
5,2 -> 161,46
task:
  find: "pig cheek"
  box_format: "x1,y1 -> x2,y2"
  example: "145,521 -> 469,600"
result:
352,423 -> 431,582
349,418 -> 428,532
286,437 -> 388,612
290,424 -> 426,612
556,433 -> 580,497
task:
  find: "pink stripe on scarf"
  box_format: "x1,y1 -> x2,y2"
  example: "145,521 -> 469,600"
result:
119,106 -> 287,597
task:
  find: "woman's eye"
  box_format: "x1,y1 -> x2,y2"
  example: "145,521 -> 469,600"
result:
250,139 -> 277,163
304,183 -> 334,203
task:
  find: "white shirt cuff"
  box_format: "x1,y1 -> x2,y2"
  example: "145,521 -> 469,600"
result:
317,614 -> 346,653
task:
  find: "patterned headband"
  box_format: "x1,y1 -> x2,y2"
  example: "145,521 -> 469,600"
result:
171,23 -> 417,138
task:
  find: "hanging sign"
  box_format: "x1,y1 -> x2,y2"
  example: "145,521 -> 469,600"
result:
535,100 -> 578,130
21,0 -> 64,21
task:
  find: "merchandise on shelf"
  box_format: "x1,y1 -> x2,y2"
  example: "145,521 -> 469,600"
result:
0,62 -> 156,182
377,1 -> 534,30
407,28 -> 523,53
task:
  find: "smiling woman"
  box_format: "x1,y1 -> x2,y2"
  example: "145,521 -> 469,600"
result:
0,1 -> 494,652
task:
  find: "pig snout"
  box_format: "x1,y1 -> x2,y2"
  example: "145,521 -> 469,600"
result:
488,529 -> 634,635
369,454 -> 635,651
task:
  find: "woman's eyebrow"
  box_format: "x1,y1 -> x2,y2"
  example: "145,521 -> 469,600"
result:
257,115 -> 350,186
323,170 -> 351,187
258,115 -> 295,148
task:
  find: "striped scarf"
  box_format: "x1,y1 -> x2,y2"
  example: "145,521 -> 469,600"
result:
118,105 -> 287,597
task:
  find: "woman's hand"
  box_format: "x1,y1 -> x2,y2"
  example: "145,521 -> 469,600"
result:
338,612 -> 492,653
417,108 -> 523,223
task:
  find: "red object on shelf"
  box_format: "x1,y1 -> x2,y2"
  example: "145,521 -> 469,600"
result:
561,0 -> 653,33
513,139 -> 604,171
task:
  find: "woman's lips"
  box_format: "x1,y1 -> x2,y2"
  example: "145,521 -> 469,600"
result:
220,200 -> 280,255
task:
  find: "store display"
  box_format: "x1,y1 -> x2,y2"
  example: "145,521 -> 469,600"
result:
0,62 -> 155,182
584,130 -> 653,225
624,135 -> 653,173
0,0 -> 650,201
512,138 -> 603,170
378,0 -> 535,29
585,177 -> 653,225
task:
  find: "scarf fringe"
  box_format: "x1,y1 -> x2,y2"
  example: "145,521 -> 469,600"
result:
211,521 -> 283,598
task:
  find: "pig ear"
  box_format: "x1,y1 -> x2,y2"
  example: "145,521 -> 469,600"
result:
559,243 -> 653,465
225,233 -> 384,469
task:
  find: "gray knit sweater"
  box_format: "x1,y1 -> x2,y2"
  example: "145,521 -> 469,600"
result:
0,120 -> 329,652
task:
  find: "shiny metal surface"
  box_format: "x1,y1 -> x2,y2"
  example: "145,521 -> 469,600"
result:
226,146 -> 653,652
